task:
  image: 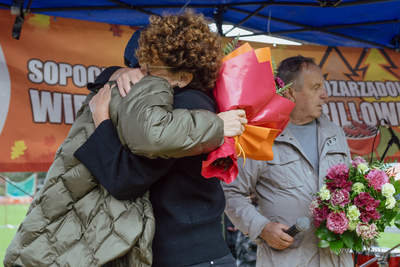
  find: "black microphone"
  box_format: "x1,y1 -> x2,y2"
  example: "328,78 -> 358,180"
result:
382,119 -> 400,152
271,217 -> 311,251
284,217 -> 310,237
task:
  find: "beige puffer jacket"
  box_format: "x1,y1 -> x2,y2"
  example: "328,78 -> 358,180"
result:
4,75 -> 224,267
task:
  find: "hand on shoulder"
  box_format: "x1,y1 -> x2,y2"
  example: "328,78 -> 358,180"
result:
109,67 -> 146,97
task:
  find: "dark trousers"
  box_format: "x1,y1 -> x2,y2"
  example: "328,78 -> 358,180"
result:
188,253 -> 237,267
103,253 -> 237,267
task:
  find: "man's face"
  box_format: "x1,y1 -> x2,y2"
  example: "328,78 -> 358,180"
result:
289,64 -> 328,125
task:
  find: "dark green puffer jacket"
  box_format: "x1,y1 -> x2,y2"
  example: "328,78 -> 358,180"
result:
4,75 -> 224,267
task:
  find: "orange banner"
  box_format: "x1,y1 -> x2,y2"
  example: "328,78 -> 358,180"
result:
1,9 -> 400,171
0,9 -> 138,171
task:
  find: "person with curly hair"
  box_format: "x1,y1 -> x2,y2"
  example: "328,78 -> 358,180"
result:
75,10 -> 245,266
4,10 -> 246,267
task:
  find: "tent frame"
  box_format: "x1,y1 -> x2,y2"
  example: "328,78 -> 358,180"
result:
1,0 -> 399,51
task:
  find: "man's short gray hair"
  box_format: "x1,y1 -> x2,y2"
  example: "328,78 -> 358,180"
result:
276,56 -> 317,92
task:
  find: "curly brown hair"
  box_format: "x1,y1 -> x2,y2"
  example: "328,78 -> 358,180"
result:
136,9 -> 223,92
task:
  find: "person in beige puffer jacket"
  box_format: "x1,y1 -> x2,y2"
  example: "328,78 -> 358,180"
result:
4,10 -> 247,267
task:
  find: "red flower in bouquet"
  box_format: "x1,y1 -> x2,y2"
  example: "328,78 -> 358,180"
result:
326,164 -> 353,191
201,137 -> 238,184
353,192 -> 379,210
326,211 -> 349,234
359,209 -> 380,223
274,76 -> 285,89
313,205 -> 330,228
330,189 -> 350,207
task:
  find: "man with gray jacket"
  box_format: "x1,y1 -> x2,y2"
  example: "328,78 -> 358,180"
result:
223,56 -> 353,266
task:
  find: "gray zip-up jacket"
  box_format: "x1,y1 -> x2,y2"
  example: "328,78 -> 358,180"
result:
223,114 -> 353,267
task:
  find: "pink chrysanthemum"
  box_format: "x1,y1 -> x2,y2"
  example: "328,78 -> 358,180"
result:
309,197 -> 322,215
326,211 -> 349,234
365,169 -> 389,192
351,156 -> 367,168
356,223 -> 379,240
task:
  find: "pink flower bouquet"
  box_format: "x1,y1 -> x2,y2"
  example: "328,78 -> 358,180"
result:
310,157 -> 400,255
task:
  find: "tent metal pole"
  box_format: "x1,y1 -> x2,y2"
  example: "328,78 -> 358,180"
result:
322,19 -> 400,30
213,6 -> 225,36
0,3 -> 10,8
29,6 -> 126,12
224,3 -> 267,36
228,6 -> 312,28
337,0 -> 397,7
105,0 -> 157,16
25,0 -> 33,12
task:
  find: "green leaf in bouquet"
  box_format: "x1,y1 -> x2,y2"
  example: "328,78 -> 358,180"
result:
353,236 -> 363,252
223,34 -> 240,56
316,227 -> 337,241
329,240 -> 344,255
384,209 -> 398,223
340,231 -> 355,249
378,200 -> 387,210
377,222 -> 386,233
271,57 -> 278,75
391,178 -> 400,194
276,83 -> 292,96
395,213 -> 400,229
318,240 -> 330,248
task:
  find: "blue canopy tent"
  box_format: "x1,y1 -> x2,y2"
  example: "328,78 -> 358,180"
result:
0,0 -> 399,51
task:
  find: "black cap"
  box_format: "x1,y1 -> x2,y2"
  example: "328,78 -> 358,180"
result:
124,26 -> 147,68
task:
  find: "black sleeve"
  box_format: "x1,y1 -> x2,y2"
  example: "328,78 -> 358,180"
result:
173,89 -> 216,111
87,66 -> 122,92
74,89 -> 216,200
74,120 -> 176,200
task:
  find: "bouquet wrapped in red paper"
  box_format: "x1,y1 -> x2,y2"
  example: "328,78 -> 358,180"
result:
201,42 -> 295,183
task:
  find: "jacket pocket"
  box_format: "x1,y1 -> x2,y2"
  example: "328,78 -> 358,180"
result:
325,150 -> 348,168
267,154 -> 305,189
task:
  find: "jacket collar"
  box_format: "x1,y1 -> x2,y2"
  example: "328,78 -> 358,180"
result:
275,113 -> 339,158
276,113 -> 335,136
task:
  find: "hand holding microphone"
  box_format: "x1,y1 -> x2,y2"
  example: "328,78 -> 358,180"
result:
284,217 -> 311,237
262,217 -> 310,251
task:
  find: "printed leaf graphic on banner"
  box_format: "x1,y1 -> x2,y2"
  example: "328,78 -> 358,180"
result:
27,14 -> 51,34
109,24 -> 123,37
44,135 -> 56,147
11,141 -> 27,159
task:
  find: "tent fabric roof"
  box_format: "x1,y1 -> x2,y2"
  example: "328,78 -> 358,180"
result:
1,0 -> 400,51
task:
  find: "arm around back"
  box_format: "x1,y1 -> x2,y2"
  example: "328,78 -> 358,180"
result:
75,83 -> 221,200
109,75 -> 224,159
